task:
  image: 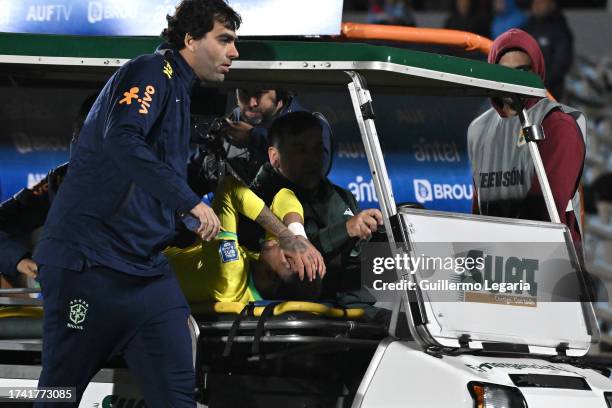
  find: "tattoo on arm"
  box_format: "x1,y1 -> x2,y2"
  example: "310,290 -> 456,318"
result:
255,206 -> 308,253
255,206 -> 291,238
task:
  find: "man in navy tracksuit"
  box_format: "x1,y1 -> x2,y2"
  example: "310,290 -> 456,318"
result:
32,1 -> 240,406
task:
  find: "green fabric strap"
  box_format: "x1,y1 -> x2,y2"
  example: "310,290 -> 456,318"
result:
217,231 -> 238,240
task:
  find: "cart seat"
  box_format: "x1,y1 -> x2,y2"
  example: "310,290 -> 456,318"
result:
192,300 -> 387,363
192,301 -> 388,407
0,306 -> 43,342
191,300 -> 366,319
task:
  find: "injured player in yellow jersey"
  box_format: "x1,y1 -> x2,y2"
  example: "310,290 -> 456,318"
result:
166,175 -> 325,303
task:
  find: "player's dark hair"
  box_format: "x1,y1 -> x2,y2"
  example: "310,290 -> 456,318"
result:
162,0 -> 241,50
268,111 -> 322,151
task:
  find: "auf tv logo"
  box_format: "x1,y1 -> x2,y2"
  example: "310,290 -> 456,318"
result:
413,179 -> 473,204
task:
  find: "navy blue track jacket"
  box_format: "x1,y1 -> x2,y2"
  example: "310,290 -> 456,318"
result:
34,45 -> 201,276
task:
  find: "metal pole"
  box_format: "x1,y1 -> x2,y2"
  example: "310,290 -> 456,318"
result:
345,71 -> 424,344
0,288 -> 41,294
345,71 -> 397,238
517,107 -> 561,224
387,292 -> 402,337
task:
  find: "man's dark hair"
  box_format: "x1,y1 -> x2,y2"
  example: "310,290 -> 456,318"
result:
268,111 -> 322,150
162,0 -> 241,50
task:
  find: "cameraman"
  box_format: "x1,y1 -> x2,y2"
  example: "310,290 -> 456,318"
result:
188,89 -> 332,195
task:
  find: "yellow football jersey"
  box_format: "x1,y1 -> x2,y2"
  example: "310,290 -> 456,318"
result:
167,176 -> 303,303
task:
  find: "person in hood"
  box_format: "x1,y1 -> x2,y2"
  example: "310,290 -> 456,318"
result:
243,112 -> 388,321
492,0 -> 526,39
32,1 -> 239,407
523,0 -> 573,100
467,28 -> 586,246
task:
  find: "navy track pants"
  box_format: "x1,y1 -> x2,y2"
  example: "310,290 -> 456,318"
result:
35,263 -> 195,407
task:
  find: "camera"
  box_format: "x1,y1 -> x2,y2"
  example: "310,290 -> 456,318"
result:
189,115 -> 251,193
191,116 -> 230,156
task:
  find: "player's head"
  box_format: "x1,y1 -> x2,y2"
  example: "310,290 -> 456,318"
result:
268,112 -> 324,190
488,29 -> 544,116
254,240 -> 322,299
163,0 -> 241,82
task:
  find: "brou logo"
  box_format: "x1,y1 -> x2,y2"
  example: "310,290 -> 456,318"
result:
67,299 -> 88,330
413,179 -> 473,204
118,85 -> 156,115
413,179 -> 433,204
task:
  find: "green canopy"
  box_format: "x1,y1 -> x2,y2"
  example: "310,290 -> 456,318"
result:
0,32 -> 546,97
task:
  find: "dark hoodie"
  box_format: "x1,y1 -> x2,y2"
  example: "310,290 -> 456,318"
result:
474,29 -> 584,243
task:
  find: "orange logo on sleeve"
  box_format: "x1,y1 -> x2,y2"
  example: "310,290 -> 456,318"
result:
119,87 -> 140,105
138,86 -> 155,114
118,85 -> 155,115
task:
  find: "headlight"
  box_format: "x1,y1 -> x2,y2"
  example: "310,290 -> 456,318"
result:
604,392 -> 612,408
468,382 -> 528,408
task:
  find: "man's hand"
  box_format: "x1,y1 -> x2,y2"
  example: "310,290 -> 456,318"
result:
16,258 -> 38,279
189,202 -> 220,241
278,234 -> 326,282
346,209 -> 384,240
224,119 -> 253,148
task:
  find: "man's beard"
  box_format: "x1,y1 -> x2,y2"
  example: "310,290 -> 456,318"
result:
243,114 -> 263,126
242,110 -> 273,126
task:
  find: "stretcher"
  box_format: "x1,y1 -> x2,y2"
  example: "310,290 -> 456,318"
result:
0,297 -> 386,407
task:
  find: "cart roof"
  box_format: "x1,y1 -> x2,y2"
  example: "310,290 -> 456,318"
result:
0,33 -> 546,97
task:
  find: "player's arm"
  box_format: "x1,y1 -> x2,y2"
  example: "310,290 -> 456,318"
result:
103,58 -> 201,217
219,177 -> 324,280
